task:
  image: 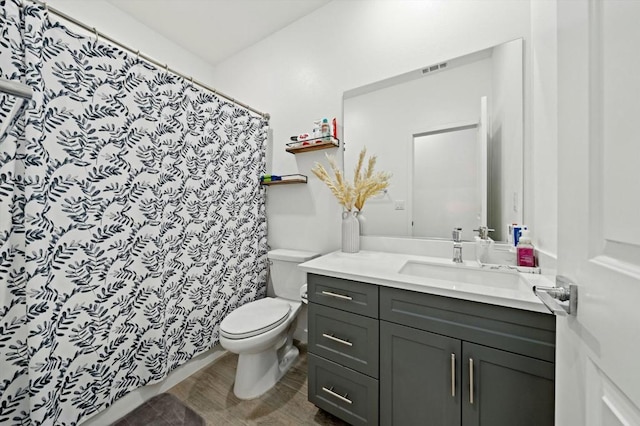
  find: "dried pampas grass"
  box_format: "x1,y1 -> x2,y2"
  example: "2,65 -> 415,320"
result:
312,147 -> 391,212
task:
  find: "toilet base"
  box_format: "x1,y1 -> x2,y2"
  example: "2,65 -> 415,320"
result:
233,344 -> 299,400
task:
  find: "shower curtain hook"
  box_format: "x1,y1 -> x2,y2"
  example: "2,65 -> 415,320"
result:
165,64 -> 169,72
135,50 -> 140,62
93,27 -> 99,42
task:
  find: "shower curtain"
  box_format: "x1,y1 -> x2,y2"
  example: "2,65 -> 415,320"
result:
0,1 -> 268,424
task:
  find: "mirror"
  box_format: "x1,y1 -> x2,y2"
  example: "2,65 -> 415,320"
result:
343,38 -> 523,242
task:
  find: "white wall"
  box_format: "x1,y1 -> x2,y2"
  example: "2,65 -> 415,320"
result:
210,0 -> 559,256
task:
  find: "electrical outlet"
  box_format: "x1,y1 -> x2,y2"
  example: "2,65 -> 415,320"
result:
394,200 -> 405,210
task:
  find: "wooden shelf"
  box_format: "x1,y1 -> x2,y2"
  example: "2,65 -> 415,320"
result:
260,174 -> 307,186
261,178 -> 307,186
286,137 -> 339,154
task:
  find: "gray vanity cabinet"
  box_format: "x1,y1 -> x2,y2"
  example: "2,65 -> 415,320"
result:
379,322 -> 555,426
379,286 -> 556,426
306,273 -> 556,426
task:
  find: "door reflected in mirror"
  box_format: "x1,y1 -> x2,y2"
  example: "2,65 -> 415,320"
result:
412,122 -> 484,239
344,39 -> 523,242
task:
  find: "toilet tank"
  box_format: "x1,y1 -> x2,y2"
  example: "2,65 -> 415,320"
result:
268,249 -> 320,300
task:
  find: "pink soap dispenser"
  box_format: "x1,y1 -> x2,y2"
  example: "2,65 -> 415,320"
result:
516,229 -> 536,267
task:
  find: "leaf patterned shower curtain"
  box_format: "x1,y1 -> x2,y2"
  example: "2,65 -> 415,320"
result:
0,1 -> 268,424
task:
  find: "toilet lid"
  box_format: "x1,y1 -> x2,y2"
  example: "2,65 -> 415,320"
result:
220,298 -> 291,339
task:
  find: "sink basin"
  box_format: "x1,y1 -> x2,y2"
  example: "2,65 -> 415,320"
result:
399,261 -> 526,290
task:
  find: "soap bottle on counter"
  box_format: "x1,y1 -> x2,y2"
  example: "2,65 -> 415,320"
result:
474,226 -> 494,264
516,229 -> 536,267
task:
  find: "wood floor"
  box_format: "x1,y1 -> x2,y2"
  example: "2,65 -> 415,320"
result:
168,343 -> 349,425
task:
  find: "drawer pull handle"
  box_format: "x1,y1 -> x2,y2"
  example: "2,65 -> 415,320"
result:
322,333 -> 353,347
321,290 -> 353,301
469,358 -> 474,404
322,386 -> 353,405
451,353 -> 455,397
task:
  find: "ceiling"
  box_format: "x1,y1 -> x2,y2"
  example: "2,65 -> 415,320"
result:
107,0 -> 331,66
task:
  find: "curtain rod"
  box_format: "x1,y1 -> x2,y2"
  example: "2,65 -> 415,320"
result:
0,77 -> 33,100
25,0 -> 270,120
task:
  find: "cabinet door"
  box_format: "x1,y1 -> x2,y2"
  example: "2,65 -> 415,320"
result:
380,321 -> 461,426
462,342 -> 554,426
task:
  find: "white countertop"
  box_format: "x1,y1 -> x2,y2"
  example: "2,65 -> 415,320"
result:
299,250 -> 553,314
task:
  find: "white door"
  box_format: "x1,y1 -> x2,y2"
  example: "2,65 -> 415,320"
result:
556,1 -> 640,425
412,126 -> 478,240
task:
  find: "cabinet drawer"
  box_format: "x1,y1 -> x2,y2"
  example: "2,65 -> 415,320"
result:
309,303 -> 379,378
308,353 -> 379,426
308,274 -> 378,318
380,287 -> 556,362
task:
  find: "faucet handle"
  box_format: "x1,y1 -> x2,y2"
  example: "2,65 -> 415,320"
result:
473,226 -> 495,240
452,227 -> 463,242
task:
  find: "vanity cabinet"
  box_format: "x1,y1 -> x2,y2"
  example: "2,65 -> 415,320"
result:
380,287 -> 555,426
307,273 -> 556,426
308,274 -> 380,426
380,325 -> 554,426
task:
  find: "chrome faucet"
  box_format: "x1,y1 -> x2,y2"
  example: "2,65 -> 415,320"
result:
452,227 -> 463,263
473,226 -> 495,240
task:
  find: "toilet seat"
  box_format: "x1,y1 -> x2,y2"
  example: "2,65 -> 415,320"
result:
220,298 -> 291,340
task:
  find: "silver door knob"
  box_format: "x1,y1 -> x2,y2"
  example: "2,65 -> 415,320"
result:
533,275 -> 578,315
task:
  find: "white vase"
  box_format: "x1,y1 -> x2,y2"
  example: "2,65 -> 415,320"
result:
355,210 -> 367,235
341,210 -> 360,253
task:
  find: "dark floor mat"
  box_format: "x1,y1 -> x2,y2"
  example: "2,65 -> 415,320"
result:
112,393 -> 205,426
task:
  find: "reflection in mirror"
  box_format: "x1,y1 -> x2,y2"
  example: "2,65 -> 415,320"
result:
343,39 -> 523,242
412,122 -> 485,239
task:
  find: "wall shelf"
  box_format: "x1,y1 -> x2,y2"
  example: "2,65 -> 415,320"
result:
260,174 -> 307,186
286,137 -> 339,154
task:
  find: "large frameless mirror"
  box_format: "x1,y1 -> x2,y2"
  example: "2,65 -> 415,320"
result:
343,38 -> 523,242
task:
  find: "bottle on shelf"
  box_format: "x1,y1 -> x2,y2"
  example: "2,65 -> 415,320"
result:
321,118 -> 331,140
312,120 -> 322,140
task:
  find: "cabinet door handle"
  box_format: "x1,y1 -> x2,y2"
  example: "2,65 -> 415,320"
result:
322,333 -> 353,347
451,353 -> 456,397
469,358 -> 474,404
322,386 -> 353,405
321,290 -> 353,301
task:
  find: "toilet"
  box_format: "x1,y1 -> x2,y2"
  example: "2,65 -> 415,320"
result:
219,248 -> 320,399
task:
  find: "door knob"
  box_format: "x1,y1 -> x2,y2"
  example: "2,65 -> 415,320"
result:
533,275 -> 578,316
